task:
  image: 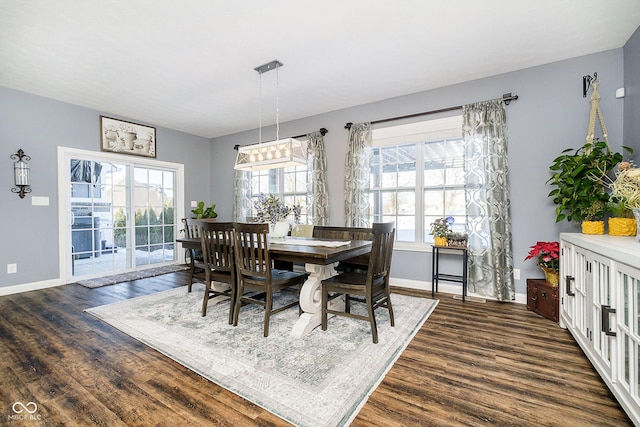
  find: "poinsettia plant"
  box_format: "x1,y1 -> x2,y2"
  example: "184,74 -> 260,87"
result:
524,241 -> 560,272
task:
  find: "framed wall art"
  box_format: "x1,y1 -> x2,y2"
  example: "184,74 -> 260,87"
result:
100,116 -> 156,158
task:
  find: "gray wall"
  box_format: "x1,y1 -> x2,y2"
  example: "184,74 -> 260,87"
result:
211,48 -> 627,296
1,42 -> 635,295
0,87 -> 211,288
625,26 -> 640,153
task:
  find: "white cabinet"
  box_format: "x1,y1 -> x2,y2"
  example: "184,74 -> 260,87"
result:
560,233 -> 640,425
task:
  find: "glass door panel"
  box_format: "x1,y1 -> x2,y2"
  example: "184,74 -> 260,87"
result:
133,166 -> 176,267
70,159 -> 131,277
67,154 -> 178,281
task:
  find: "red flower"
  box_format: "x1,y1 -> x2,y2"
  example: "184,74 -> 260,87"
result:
525,241 -> 560,272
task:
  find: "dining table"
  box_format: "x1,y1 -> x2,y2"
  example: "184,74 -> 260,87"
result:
176,236 -> 372,337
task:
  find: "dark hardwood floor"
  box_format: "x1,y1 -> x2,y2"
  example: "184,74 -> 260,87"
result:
0,271 -> 631,426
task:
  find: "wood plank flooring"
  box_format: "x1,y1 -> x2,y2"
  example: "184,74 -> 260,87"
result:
0,271 -> 632,426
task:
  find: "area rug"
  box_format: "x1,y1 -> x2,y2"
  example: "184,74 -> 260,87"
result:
86,287 -> 438,426
76,264 -> 189,288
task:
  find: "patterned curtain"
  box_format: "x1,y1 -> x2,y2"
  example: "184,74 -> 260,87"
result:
463,99 -> 514,301
306,131 -> 329,225
344,123 -> 372,227
232,168 -> 251,221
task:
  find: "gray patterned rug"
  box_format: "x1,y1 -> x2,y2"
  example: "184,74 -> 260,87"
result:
86,286 -> 437,426
76,264 -> 189,288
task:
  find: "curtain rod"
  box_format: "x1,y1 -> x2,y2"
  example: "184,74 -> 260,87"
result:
233,127 -> 328,150
344,93 -> 519,130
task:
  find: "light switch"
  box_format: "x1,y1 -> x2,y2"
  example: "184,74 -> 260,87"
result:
32,196 -> 49,206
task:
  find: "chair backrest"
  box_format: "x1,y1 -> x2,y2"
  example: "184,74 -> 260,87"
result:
233,222 -> 272,281
182,217 -> 202,239
367,222 -> 395,286
312,225 -> 372,241
199,222 -> 235,274
291,224 -> 314,238
313,225 -> 373,267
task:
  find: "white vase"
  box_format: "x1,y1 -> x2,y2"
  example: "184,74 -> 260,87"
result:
633,208 -> 640,242
269,221 -> 290,239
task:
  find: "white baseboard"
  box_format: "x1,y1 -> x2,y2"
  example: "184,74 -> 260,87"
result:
390,277 -> 526,304
0,278 -> 64,296
1,274 -> 526,305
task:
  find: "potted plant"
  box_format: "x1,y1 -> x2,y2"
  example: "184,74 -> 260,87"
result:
547,139 -> 627,234
610,161 -> 640,240
429,216 -> 453,246
191,201 -> 218,221
253,193 -> 301,238
525,241 -> 560,287
607,198 -> 636,236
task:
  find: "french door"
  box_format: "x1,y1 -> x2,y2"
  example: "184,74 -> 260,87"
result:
59,147 -> 184,282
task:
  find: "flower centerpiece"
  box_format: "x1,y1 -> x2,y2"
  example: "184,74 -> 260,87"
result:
610,161 -> 640,239
430,216 -> 454,246
253,193 -> 301,238
525,241 -> 560,286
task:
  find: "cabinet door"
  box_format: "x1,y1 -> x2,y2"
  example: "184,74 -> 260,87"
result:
614,261 -> 640,416
560,241 -> 576,329
591,253 -> 614,378
573,246 -> 591,348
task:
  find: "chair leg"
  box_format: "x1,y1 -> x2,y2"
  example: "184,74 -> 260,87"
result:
233,281 -> 244,327
321,284 -> 328,331
367,298 -> 378,344
386,291 -> 395,327
188,249 -> 195,292
227,286 -> 235,325
345,293 -> 351,313
264,291 -> 273,337
201,279 -> 210,317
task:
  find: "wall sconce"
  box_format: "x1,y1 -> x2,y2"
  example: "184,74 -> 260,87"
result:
11,149 -> 31,198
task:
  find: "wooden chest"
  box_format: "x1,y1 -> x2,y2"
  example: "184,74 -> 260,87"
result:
526,278 -> 559,323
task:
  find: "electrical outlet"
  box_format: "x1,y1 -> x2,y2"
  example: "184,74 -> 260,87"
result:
7,263 -> 17,274
190,200 -> 198,208
513,268 -> 520,280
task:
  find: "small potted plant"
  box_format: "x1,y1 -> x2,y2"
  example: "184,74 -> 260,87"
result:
525,241 -> 560,287
429,216 -> 453,246
191,201 -> 218,221
610,160 -> 640,239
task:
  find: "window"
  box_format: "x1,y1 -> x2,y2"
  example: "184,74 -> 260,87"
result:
369,116 -> 464,246
249,163 -> 310,224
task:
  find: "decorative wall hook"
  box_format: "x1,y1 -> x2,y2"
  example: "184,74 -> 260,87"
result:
10,148 -> 31,198
583,72 -> 598,97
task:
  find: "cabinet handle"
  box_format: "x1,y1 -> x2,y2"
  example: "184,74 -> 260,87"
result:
601,305 -> 617,337
565,276 -> 575,296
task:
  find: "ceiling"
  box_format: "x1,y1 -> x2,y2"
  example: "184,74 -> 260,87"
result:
1,1 -> 639,139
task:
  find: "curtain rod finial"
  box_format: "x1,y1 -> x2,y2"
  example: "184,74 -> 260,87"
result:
345,122 -> 353,130
319,127 -> 328,136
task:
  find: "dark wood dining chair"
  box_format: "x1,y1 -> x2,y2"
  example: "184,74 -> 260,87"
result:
182,217 -> 204,292
232,222 -> 308,337
199,221 -> 236,323
320,222 -> 395,344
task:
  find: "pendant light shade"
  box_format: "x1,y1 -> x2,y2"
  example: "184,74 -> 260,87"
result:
234,137 -> 307,171
234,60 -> 307,171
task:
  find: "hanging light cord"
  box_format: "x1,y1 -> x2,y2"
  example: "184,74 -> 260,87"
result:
258,71 -> 262,144
275,62 -> 280,141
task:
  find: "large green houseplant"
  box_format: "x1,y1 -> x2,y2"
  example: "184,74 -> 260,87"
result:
547,139 -> 627,231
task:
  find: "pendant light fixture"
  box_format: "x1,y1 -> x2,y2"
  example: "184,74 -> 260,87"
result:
234,60 -> 307,171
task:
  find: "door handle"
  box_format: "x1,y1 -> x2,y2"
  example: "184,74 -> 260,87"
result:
565,275 -> 575,296
601,305 -> 617,337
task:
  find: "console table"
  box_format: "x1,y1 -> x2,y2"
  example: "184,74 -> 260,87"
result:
431,245 -> 468,301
